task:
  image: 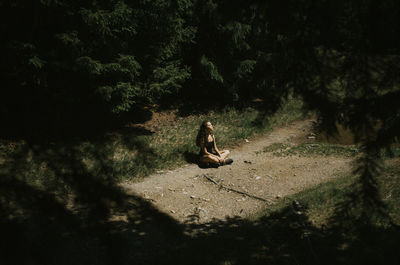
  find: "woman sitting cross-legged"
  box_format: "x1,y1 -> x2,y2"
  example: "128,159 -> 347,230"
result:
196,121 -> 233,168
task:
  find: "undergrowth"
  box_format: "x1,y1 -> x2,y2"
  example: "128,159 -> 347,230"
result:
0,96 -> 308,189
261,142 -> 400,158
245,162 -> 400,264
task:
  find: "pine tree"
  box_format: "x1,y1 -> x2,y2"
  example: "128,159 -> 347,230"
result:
0,0 -> 196,135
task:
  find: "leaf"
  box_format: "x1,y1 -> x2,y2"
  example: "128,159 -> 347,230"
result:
200,56 -> 224,83
75,56 -> 102,75
29,56 -> 46,69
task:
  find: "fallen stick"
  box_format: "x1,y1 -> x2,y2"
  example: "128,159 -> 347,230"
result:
201,174 -> 271,203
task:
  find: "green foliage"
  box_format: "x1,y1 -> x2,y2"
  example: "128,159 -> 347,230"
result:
28,56 -> 46,69
1,2 -> 400,263
262,142 -> 360,157
200,55 -> 224,83
147,63 -> 191,101
4,0 -> 398,128
1,0 -> 195,131
75,56 -> 102,75
235,60 -> 256,79
97,82 -> 139,113
1,0 -> 399,224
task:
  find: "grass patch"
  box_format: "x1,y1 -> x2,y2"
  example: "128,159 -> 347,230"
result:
262,142 -> 360,157
261,142 -> 290,153
123,96 -> 308,180
381,145 -> 400,158
0,96 -> 308,190
251,170 -> 359,226
289,143 -> 360,157
262,141 -> 400,159
245,162 -> 400,264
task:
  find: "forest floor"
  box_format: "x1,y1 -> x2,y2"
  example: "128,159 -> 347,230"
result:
121,119 -> 354,224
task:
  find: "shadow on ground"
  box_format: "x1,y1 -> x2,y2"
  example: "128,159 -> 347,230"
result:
1,137 -> 399,265
2,180 -> 400,265
183,151 -> 200,164
1,116 -> 399,265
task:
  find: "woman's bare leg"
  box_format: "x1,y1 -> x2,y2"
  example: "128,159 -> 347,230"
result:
200,154 -> 220,165
199,151 -> 230,166
219,150 -> 230,160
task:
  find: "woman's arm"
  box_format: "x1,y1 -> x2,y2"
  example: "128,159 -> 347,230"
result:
213,135 -> 222,157
201,138 -> 223,162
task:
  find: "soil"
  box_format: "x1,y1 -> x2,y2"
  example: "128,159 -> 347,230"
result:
121,119 -> 354,224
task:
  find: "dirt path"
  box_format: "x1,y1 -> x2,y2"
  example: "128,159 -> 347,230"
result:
121,119 -> 354,224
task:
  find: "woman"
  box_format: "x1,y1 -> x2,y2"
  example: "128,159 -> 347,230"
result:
196,121 -> 233,167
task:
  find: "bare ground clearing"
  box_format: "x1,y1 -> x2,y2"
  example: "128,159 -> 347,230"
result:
121,119 -> 354,224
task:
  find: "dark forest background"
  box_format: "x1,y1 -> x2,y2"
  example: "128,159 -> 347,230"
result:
1,0 -> 400,264
2,0 -> 399,141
